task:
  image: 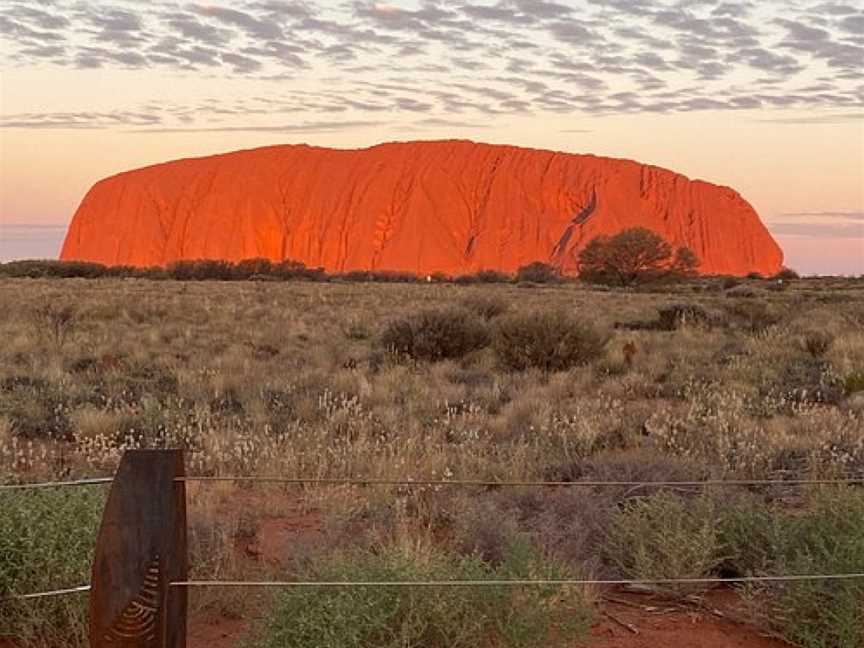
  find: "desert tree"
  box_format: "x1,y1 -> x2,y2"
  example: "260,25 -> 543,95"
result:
578,227 -> 699,286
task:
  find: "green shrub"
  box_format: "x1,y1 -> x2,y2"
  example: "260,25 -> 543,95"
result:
493,310 -> 608,371
716,493 -> 786,578
603,492 -> 724,595
0,488 -> 105,646
251,543 -> 593,648
740,489 -> 864,648
380,308 -> 490,362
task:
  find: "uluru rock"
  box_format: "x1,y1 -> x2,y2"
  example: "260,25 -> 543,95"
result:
60,140 -> 783,276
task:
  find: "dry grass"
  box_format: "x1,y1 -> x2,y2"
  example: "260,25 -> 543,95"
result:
1,276 -> 862,503
1,276 -> 863,646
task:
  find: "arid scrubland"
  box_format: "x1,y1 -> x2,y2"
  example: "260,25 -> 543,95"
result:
1,276 -> 863,647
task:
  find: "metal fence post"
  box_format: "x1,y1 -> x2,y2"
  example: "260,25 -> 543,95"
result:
89,449 -> 187,647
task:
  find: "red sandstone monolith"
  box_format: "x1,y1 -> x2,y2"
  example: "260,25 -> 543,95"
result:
60,140 -> 783,276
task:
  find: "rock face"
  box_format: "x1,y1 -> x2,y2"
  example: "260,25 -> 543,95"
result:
61,140 -> 783,276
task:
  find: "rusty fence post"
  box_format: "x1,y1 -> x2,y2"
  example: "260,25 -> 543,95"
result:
89,449 -> 188,647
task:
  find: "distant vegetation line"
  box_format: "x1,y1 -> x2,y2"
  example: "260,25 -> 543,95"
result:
2,227 -> 807,284
0,258 -> 797,285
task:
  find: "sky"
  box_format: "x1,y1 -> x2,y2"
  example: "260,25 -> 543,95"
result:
1,0 -> 862,275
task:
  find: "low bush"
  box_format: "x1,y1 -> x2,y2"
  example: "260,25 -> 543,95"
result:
251,542 -> 594,648
233,257 -> 274,279
515,262 -> 561,284
802,330 -> 834,358
656,303 -> 714,330
731,489 -> 864,648
451,489 -> 611,576
493,310 -> 608,371
717,493 -> 785,578
0,488 -> 105,646
167,259 -> 235,281
723,300 -> 782,332
460,294 -> 509,320
380,308 -> 490,362
603,487 -> 864,647
603,492 -> 724,595
272,260 -> 327,281
773,268 -> 800,280
0,377 -> 73,440
0,260 -> 109,279
721,276 -> 742,290
454,270 -> 512,284
339,270 -> 421,283
725,284 -> 758,299
33,303 -> 77,349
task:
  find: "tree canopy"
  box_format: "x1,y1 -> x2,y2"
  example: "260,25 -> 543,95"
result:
577,227 -> 699,286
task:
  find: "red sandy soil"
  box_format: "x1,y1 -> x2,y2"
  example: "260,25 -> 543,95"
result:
581,591 -> 789,648
61,140 -> 783,277
185,504 -> 790,648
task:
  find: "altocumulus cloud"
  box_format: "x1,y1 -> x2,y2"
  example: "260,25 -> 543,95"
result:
1,0 -> 863,130
769,211 -> 864,238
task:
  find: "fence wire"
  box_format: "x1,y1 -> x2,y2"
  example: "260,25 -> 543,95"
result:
4,475 -> 864,492
169,573 -> 864,590
4,471 -> 864,606
2,585 -> 91,601
174,476 -> 864,488
0,477 -> 113,491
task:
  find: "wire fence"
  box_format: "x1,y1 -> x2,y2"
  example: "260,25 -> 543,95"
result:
4,475 -> 864,492
9,572 -> 864,603
4,470 -> 864,606
169,573 -> 864,590
1,585 -> 91,602
0,477 -> 113,491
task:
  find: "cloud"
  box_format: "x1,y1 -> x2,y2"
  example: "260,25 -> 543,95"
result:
1,0 -> 861,124
414,117 -> 493,128
756,111 -> 864,123
163,11 -> 233,47
777,211 -> 864,220
768,210 -> 864,239
127,119 -> 385,134
221,52 -> 262,73
0,110 -> 162,129
195,6 -> 282,40
769,222 -> 864,238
